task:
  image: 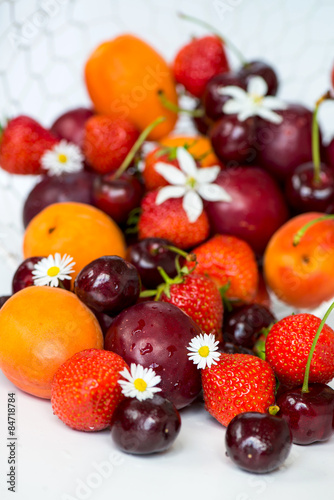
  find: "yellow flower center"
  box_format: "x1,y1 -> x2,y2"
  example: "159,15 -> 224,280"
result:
186,177 -> 197,189
134,378 -> 147,392
252,94 -> 263,104
58,153 -> 68,163
198,346 -> 210,358
47,266 -> 60,277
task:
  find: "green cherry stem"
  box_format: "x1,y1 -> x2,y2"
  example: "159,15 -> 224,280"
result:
302,300 -> 334,393
113,116 -> 166,180
293,214 -> 334,246
312,91 -> 334,184
178,12 -> 247,66
157,90 -> 204,117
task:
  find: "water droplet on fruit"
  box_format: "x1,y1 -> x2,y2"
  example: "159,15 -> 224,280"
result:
167,345 -> 177,357
140,343 -> 153,355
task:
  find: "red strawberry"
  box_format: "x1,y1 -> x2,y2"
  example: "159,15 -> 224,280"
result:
173,35 -> 230,98
51,349 -> 128,431
138,190 -> 210,250
202,353 -> 276,426
191,235 -> 259,303
265,313 -> 334,386
159,272 -> 224,341
143,147 -> 179,191
0,115 -> 58,175
83,115 -> 139,174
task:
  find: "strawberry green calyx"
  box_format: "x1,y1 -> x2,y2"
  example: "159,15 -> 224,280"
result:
113,116 -> 166,180
302,300 -> 334,393
157,90 -> 204,117
293,214 -> 334,246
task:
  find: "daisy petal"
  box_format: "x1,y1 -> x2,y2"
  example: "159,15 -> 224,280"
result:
197,183 -> 232,202
247,75 -> 268,97
154,162 -> 187,185
182,191 -> 203,223
176,147 -> 198,177
196,166 -> 221,184
256,107 -> 283,124
155,186 -> 186,205
218,85 -> 247,100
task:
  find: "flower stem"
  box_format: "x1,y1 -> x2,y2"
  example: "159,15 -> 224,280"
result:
302,300 -> 334,393
178,12 -> 247,66
157,90 -> 204,117
113,116 -> 166,180
293,215 -> 334,246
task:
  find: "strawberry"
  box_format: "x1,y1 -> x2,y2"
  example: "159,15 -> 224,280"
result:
191,235 -> 259,303
51,349 -> 128,431
143,147 -> 179,191
265,313 -> 334,386
202,353 -> 276,427
138,190 -> 210,250
157,270 -> 223,341
0,115 -> 58,175
83,115 -> 139,174
173,35 -> 230,98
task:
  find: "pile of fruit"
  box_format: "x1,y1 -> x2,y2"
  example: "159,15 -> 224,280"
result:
1,14 -> 334,473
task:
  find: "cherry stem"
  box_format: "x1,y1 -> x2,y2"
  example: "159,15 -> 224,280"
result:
312,91 -> 334,184
157,90 -> 204,117
302,300 -> 334,393
113,116 -> 166,179
178,12 -> 247,66
293,214 -> 334,246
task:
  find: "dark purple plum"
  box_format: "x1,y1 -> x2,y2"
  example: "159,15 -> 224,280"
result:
256,104 -> 321,181
0,296 -> 10,308
205,166 -> 289,255
74,256 -> 140,315
126,237 -> 184,289
23,171 -> 96,227
104,301 -> 202,409
92,172 -> 144,226
285,162 -> 334,214
238,60 -> 278,96
50,107 -> 94,148
223,304 -> 275,348
276,383 -> 334,445
225,412 -> 292,473
110,395 -> 181,454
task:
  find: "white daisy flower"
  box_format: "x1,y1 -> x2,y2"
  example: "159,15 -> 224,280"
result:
41,140 -> 84,176
32,253 -> 75,287
154,147 -> 231,223
118,363 -> 162,401
187,333 -> 221,370
218,75 -> 287,124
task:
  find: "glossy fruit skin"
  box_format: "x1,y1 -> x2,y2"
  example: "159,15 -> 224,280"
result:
256,105 -> 319,181
51,349 -> 128,431
173,35 -> 230,98
225,412 -> 292,473
238,60 -> 278,96
263,212 -> 334,309
126,237 -> 182,289
110,395 -> 181,454
92,173 -> 144,226
277,383 -> 334,445
50,107 -> 94,147
285,162 -> 334,214
265,314 -> 334,386
205,167 -> 289,255
223,304 -> 275,348
23,171 -> 96,227
12,256 -> 54,293
203,72 -> 246,121
104,301 -> 202,409
210,115 -> 256,166
74,256 -> 140,315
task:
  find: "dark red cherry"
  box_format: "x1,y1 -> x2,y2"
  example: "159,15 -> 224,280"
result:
12,257 -> 44,293
225,412 -> 292,473
205,166 -> 289,255
219,342 -> 254,356
192,102 -> 214,136
74,256 -> 140,315
104,301 -> 202,409
256,104 -> 321,181
285,162 -> 334,214
276,383 -> 334,445
238,60 -> 278,96
210,115 -> 256,166
203,72 -> 246,121
92,311 -> 115,337
223,304 -> 275,349
126,237 -> 184,289
23,171 -> 96,227
0,296 -> 10,308
92,172 -> 144,226
50,107 -> 94,148
110,395 -> 181,454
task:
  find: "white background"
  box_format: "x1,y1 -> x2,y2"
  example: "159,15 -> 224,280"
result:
0,1 -> 334,499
